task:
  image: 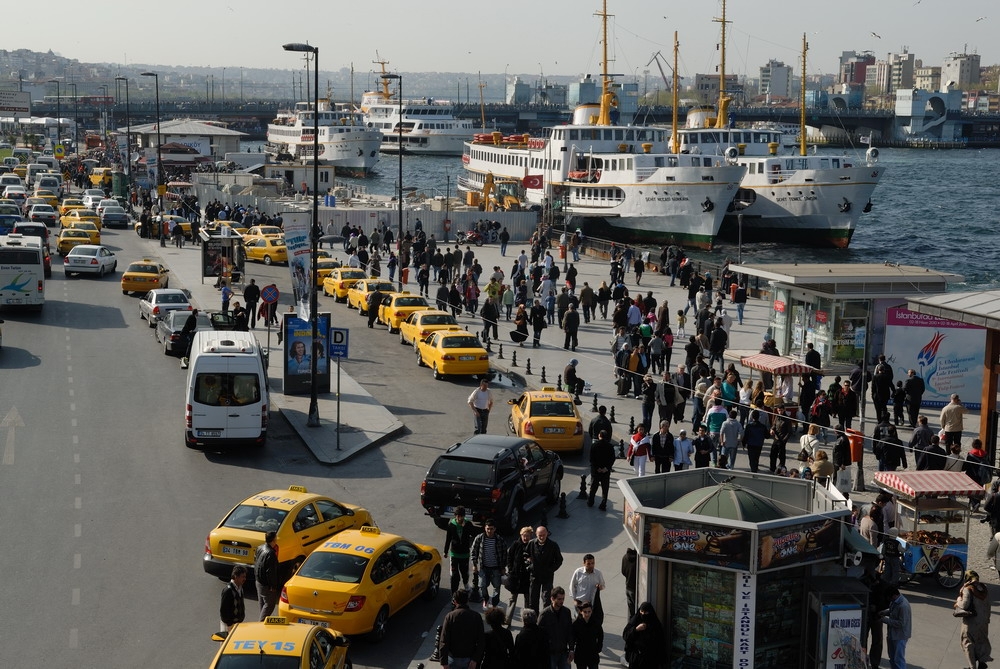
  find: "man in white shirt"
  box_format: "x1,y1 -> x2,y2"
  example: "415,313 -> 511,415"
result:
569,553 -> 606,624
468,379 -> 494,434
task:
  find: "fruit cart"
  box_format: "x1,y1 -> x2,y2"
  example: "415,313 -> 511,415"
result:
873,470 -> 985,588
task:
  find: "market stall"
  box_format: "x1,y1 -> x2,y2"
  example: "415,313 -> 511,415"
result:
873,470 -> 985,588
739,353 -> 817,417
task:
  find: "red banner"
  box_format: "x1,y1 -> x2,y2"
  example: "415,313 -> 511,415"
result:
522,174 -> 544,189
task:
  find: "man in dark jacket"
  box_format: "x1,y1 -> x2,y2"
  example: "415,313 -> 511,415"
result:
438,589 -> 485,667
564,359 -> 585,396
367,288 -> 383,329
480,296 -> 500,342
588,429 -> 616,509
903,369 -> 925,427
243,279 -> 261,328
254,531 -> 280,620
871,354 -> 894,422
916,435 -> 947,470
672,365 -> 691,424
562,303 -> 581,351
527,526 -> 563,613
742,410 -> 769,473
538,587 -> 575,668
908,415 -> 934,454
219,565 -> 247,633
444,507 -> 476,595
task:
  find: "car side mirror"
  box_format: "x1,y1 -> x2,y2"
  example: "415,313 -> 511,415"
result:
344,508 -> 355,516
507,399 -> 517,406
422,551 -> 434,561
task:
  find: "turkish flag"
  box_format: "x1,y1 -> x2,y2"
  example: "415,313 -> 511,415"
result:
522,174 -> 544,189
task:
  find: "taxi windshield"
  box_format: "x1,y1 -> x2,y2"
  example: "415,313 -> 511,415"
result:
441,336 -> 481,349
529,401 -> 576,417
127,264 -> 158,273
298,551 -> 370,583
156,293 -> 189,304
216,656 -> 301,668
222,504 -> 289,533
422,315 -> 454,325
396,297 -> 427,307
342,270 -> 366,279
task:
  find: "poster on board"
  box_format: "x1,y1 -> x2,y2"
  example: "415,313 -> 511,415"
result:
884,307 -> 984,409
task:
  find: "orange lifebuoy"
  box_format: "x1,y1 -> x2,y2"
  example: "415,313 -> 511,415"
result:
443,219 -> 452,232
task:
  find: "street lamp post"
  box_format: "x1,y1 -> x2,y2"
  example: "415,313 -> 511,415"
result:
115,76 -> 132,194
67,83 -> 78,151
382,73 -> 404,292
140,72 -> 163,214
283,42 -> 322,428
98,85 -> 108,142
47,79 -> 60,149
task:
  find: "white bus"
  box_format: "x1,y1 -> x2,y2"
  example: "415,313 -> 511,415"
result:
0,234 -> 45,310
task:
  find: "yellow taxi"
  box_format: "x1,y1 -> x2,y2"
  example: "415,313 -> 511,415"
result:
415,330 -> 490,380
245,225 -> 284,238
315,258 -> 343,286
33,189 -> 59,208
59,198 -> 86,216
507,387 -> 585,452
322,268 -> 368,302
203,485 -> 375,583
377,292 -> 430,333
244,236 -> 288,265
134,214 -> 191,239
278,526 -> 441,642
121,259 -> 170,295
209,617 -> 350,669
67,221 -> 101,244
61,208 -> 101,230
347,279 -> 396,314
56,228 -> 92,255
89,167 -> 113,188
398,309 -> 460,346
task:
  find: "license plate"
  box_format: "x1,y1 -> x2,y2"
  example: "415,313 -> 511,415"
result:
198,430 -> 223,437
5,298 -> 22,304
459,355 -> 475,361
298,618 -> 329,627
221,546 -> 249,557
543,427 -> 565,434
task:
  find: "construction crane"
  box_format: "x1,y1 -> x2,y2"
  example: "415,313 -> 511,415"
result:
647,51 -> 673,91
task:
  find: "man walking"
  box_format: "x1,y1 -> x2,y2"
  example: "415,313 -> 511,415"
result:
470,519 -> 506,608
438,589 -> 485,669
468,379 -> 493,434
562,303 -> 580,351
588,429 -> 616,510
253,531 -> 280,620
538,586 -> 575,669
719,410 -> 744,470
903,369 -> 925,428
527,526 -> 563,613
879,586 -> 911,669
940,394 -> 965,447
444,507 -> 475,595
243,279 -> 260,329
569,555 -> 606,625
219,565 -> 247,634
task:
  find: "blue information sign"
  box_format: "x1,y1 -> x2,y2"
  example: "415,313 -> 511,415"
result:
329,328 -> 349,359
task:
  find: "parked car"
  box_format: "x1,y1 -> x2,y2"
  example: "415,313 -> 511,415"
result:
99,205 -> 130,229
154,309 -> 235,356
419,435 -> 564,532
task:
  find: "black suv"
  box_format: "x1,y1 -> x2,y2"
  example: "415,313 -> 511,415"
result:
420,435 -> 564,533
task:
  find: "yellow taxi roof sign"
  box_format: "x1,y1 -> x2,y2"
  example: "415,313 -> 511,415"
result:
264,616 -> 289,625
541,386 -> 557,392
287,485 -> 308,493
360,525 -> 381,535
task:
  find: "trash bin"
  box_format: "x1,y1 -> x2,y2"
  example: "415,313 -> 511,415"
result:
846,428 -> 864,462
401,267 -> 410,285
730,282 -> 738,301
558,244 -> 566,259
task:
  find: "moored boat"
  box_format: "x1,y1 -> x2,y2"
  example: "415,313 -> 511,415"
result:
265,99 -> 382,177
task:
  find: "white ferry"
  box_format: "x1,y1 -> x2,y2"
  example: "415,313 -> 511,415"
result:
361,60 -> 476,156
460,7 -> 744,250
265,100 -> 382,176
675,5 -> 884,248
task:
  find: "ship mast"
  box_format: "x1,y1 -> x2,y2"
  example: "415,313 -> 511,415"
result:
712,0 -> 731,130
672,31 -> 680,153
596,0 -> 617,126
800,33 -> 808,157
373,54 -> 391,100
478,73 -> 487,130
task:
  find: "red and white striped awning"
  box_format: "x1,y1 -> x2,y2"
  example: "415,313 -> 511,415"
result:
874,470 -> 985,499
738,353 -> 816,376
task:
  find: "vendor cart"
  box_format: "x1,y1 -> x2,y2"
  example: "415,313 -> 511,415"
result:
738,353 -> 817,421
873,470 -> 985,588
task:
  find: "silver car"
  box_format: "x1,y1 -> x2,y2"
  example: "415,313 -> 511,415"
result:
138,288 -> 192,327
64,245 -> 118,277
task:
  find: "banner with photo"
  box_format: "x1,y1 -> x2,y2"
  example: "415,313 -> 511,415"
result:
884,307 -> 984,409
282,212 -> 312,320
642,516 -> 753,571
282,312 -> 330,395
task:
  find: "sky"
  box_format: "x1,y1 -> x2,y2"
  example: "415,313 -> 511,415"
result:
12,0 -> 997,80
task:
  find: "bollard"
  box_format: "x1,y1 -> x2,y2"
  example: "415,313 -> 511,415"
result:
556,492 -> 570,519
610,406 -> 617,423
629,415 -> 635,433
617,439 -> 626,459
557,374 -> 563,390
525,358 -> 532,375
540,366 -> 547,383
498,343 -> 504,360
511,351 -> 518,367
574,390 -> 582,405
591,393 -> 599,412
486,339 -> 493,353
429,626 -> 443,662
577,474 -> 588,499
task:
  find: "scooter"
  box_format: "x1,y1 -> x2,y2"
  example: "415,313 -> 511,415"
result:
456,230 -> 484,247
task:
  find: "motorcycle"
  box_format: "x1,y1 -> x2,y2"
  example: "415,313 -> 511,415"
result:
456,230 -> 484,247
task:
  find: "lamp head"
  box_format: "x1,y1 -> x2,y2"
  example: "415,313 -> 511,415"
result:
140,72 -> 157,78
282,43 -> 317,53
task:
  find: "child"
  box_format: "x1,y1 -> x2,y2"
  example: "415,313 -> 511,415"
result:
676,309 -> 687,337
892,381 -> 906,426
714,290 -> 725,315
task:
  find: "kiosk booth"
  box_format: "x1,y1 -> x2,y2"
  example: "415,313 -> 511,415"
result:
619,469 -> 877,668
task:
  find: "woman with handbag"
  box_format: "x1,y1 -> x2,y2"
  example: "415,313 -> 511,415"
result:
798,425 -> 821,463
511,305 -> 529,346
504,526 -> 534,626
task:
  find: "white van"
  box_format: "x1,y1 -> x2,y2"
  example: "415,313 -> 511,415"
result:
36,156 -> 59,172
185,330 -> 269,449
25,163 -> 46,188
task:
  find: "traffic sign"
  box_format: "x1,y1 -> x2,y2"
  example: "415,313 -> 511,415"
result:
53,144 -> 65,159
329,328 -> 349,359
260,284 -> 280,304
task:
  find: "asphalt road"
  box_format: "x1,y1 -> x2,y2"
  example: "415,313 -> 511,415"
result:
0,225 -> 587,668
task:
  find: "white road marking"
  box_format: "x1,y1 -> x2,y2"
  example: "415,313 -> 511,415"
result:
74,473 -> 81,485
74,524 -> 81,537
71,588 -> 80,605
75,497 -> 81,509
69,628 -> 78,648
70,403 -> 75,412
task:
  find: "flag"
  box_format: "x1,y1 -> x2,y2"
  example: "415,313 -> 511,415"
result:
859,135 -> 871,145
522,174 -> 544,189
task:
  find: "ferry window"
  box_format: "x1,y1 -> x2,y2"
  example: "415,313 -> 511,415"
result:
601,130 -> 611,140
625,130 -> 635,141
614,129 -> 624,141
627,159 -> 632,170
569,130 -> 578,140
667,157 -> 677,168
832,159 -> 840,168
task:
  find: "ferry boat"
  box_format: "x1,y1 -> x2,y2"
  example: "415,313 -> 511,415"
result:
459,6 -> 744,250
265,100 -> 382,176
361,59 -> 476,156
676,3 -> 885,248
